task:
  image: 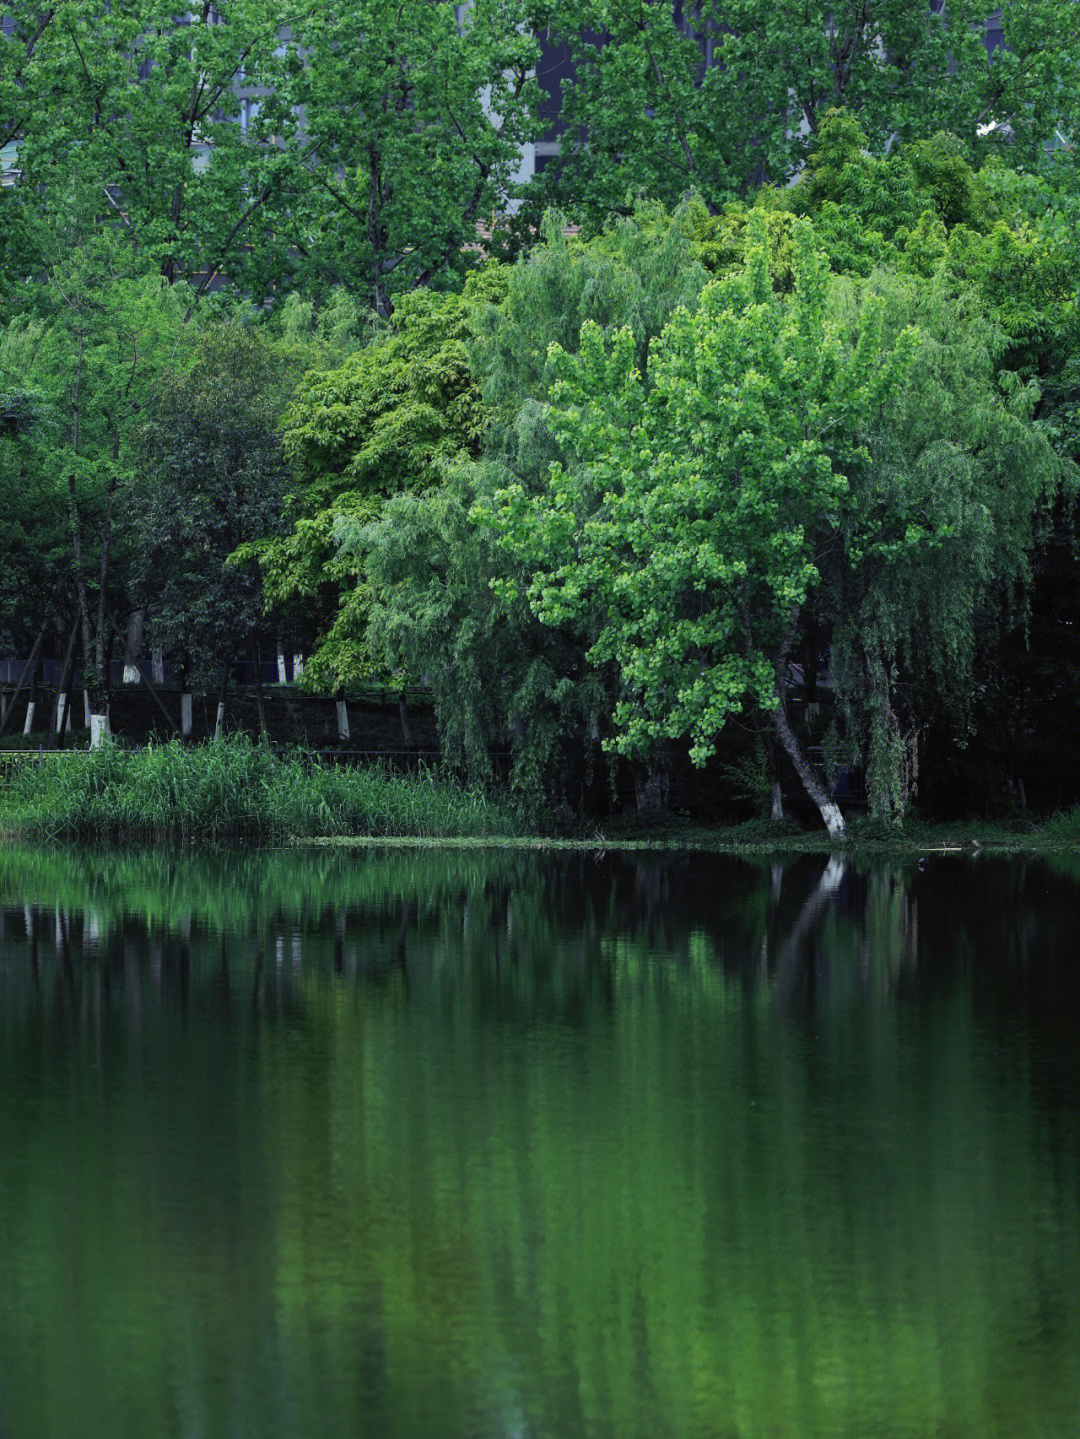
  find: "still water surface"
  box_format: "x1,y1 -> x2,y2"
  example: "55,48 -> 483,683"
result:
1,845 -> 1078,1438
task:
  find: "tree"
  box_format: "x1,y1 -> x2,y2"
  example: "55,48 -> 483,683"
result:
336,209 -> 715,808
135,322 -> 293,732
482,219 -> 921,836
284,0 -> 544,312
822,267 -> 1064,821
534,0 -> 1080,220
0,322 -> 69,733
0,0 -> 298,298
1,0 -> 548,308
483,214 -> 1068,831
243,272 -> 506,689
15,192 -> 195,742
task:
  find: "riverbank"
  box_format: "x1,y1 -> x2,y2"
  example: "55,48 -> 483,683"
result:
302,819 -> 1080,857
3,737 -> 1079,853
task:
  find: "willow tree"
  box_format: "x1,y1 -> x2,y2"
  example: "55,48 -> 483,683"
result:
482,221 -> 915,835
483,218 -> 1066,830
821,267 -> 1065,821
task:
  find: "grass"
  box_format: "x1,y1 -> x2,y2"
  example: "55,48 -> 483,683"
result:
4,734 -> 1080,853
0,736 -> 521,842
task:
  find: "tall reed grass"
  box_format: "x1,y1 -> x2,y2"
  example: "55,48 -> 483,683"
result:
0,738 -> 521,841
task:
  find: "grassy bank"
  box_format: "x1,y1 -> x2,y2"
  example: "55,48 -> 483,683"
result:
0,738 -> 521,842
304,809 -> 1080,856
4,737 -> 1080,853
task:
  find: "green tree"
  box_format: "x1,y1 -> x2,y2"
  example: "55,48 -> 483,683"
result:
0,0 -> 297,297
821,267 -> 1064,821
13,193 -> 195,741
135,322 -> 293,729
284,0 -> 544,312
481,219 -> 920,835
535,0 -> 1080,220
0,322 -> 69,726
1,0 -> 547,307
338,210 -> 713,808
484,216 -> 1067,830
244,273 -> 506,689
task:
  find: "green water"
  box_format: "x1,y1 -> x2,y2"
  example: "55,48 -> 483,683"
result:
1,845 -> 1078,1439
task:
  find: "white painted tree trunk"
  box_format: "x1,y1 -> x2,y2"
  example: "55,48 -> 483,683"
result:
54,694 -> 67,734
180,693 -> 193,737
123,609 -> 145,684
152,647 -> 164,684
23,700 -> 35,736
336,700 -> 351,742
277,644 -> 287,685
292,652 -> 304,680
83,690 -> 91,728
769,702 -> 846,839
89,712 -> 111,748
819,802 -> 845,838
215,702 -> 226,740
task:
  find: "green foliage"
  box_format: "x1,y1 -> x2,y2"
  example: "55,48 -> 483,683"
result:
824,267 -> 1066,820
0,0 -> 544,301
343,209 -> 715,807
0,323 -> 66,648
244,275 -> 505,688
282,0 -> 542,307
345,460 -> 609,813
483,217 -> 917,768
475,207 -> 710,421
135,321 -> 293,680
0,0 -> 297,293
717,738 -> 774,815
0,737 -> 521,840
535,0 -> 1080,219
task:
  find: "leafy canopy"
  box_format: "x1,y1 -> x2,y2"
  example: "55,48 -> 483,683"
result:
482,218 -> 918,765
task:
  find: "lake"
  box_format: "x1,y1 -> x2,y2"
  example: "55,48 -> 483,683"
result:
1,844 -> 1078,1438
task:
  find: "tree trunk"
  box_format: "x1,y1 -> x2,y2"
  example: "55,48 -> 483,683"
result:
771,781 -> 784,820
122,610 -> 144,684
399,696 -> 415,750
251,643 -> 269,744
214,661 -> 230,740
0,623 -> 46,739
769,701 -> 844,838
49,617 -> 80,749
276,640 -> 287,685
336,689 -> 351,743
68,471 -> 116,746
633,759 -> 670,811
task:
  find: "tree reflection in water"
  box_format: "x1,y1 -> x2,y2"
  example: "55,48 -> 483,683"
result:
0,845 -> 1078,1438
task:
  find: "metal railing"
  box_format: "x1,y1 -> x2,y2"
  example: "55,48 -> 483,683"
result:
0,750 -> 69,786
